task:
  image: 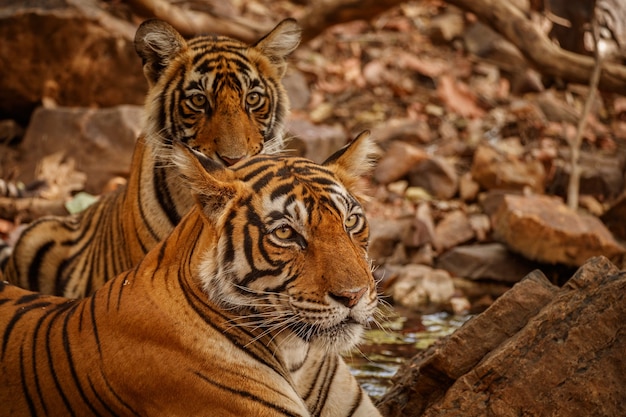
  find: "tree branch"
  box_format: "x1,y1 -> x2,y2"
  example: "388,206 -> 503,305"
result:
446,0 -> 626,94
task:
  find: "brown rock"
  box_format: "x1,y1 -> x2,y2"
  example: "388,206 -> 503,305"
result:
0,0 -> 146,121
379,256 -> 625,417
458,171 -> 479,202
373,141 -> 428,185
602,192 -> 626,240
378,268 -> 558,416
9,106 -> 141,194
284,117 -> 347,163
548,150 -> 625,200
470,144 -> 545,193
424,258 -> 626,417
407,156 -> 458,200
433,209 -> 474,252
370,118 -> 434,144
492,194 -> 625,266
435,242 -> 536,283
385,264 -> 456,313
367,216 -> 414,264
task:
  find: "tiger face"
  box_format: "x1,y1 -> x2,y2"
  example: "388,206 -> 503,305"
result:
176,131 -> 379,353
135,19 -> 301,166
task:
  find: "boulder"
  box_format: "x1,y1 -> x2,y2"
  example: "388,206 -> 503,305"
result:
492,193 -> 624,266
384,264 -> 456,313
407,156 -> 458,200
433,209 -> 474,252
0,0 -> 146,122
435,242 -> 536,283
8,106 -> 142,195
373,141 -> 428,185
284,116 -> 347,163
378,256 -> 626,417
470,144 -> 545,193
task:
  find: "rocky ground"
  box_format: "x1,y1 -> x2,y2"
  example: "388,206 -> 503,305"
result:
1,1 -> 626,414
2,0 -> 625,314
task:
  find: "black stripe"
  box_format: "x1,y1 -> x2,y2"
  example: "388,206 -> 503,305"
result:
19,344 -> 40,416
193,371 -> 305,417
28,240 -> 55,292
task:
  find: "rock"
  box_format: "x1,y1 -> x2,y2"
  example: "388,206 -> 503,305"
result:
367,216 -> 414,264
0,0 -> 146,122
370,118 -> 434,144
458,172 -> 479,202
433,209 -> 474,252
427,8 -> 465,44
385,264 -> 456,313
373,141 -> 428,185
470,144 -> 546,193
492,193 -> 625,266
435,242 -> 536,283
378,256 -> 625,417
378,267 -> 559,416
548,150 -> 626,201
407,156 -> 458,200
282,69 -> 310,111
284,116 -> 346,163
8,106 -> 142,194
602,192 -> 626,241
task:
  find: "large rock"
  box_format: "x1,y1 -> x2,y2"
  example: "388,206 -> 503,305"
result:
435,242 -> 536,283
471,144 -> 545,193
8,106 -> 142,194
0,0 -> 146,122
492,193 -> 625,266
378,256 -> 626,417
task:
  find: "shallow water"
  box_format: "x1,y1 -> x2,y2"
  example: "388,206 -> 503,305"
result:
344,309 -> 471,399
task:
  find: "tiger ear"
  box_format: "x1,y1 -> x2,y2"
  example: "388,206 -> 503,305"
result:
253,18 -> 301,76
323,131 -> 378,196
134,19 -> 187,86
170,141 -> 240,223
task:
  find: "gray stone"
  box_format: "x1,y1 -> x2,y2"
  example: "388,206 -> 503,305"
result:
9,106 -> 141,194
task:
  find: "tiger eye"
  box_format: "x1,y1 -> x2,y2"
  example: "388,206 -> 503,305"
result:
189,94 -> 207,108
274,226 -> 294,240
246,92 -> 262,107
345,214 -> 359,230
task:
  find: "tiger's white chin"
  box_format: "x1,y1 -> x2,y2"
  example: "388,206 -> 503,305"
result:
296,320 -> 365,354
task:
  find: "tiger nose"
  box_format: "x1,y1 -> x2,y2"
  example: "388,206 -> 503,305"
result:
330,288 -> 367,308
219,154 -> 244,166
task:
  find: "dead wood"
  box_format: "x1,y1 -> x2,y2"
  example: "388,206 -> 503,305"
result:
0,197 -> 68,223
298,0 -> 405,43
446,0 -> 626,94
125,0 -> 262,42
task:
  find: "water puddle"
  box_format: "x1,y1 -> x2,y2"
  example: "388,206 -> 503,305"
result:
344,308 -> 471,399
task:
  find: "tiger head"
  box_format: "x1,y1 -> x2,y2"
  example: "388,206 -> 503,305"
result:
174,131 -> 379,354
134,19 -> 301,166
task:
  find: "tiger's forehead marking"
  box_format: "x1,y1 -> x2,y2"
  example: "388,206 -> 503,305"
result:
233,156 -> 355,227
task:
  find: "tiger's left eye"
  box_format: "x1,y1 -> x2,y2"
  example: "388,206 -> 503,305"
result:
189,94 -> 207,108
246,92 -> 262,108
345,214 -> 360,230
273,225 -> 294,240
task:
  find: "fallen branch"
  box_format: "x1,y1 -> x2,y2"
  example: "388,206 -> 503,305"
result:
0,197 -> 68,223
298,0 -> 405,43
446,0 -> 626,94
125,0 -> 261,42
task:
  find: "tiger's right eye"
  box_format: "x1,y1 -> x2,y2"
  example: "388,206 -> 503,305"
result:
189,94 -> 207,108
273,225 -> 294,240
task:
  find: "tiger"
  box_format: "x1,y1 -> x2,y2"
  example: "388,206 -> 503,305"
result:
0,131 -> 382,417
1,18 -> 301,298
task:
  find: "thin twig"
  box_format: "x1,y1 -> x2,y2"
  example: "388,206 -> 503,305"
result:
567,16 -> 604,210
